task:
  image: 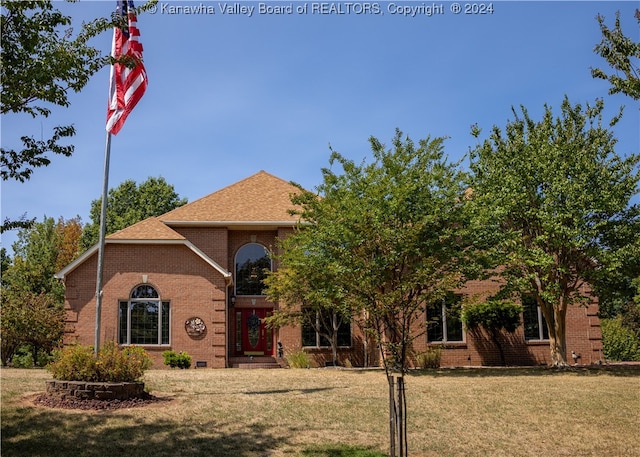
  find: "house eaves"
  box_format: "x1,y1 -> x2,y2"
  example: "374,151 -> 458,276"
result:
163,220 -> 301,230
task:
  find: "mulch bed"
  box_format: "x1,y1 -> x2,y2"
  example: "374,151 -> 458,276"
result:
33,392 -> 165,411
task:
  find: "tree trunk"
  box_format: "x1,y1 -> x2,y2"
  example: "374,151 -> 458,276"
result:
331,314 -> 339,366
549,315 -> 568,367
543,304 -> 568,367
388,374 -> 408,457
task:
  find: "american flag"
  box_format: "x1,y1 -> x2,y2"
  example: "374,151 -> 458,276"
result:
106,0 -> 147,135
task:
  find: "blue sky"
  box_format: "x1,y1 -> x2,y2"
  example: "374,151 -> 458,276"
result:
2,0 -> 639,252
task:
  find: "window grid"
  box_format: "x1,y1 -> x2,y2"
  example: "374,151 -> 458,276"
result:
119,285 -> 170,345
523,295 -> 549,341
427,293 -> 464,343
302,309 -> 351,348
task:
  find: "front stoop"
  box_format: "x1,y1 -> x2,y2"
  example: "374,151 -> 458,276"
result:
229,356 -> 284,369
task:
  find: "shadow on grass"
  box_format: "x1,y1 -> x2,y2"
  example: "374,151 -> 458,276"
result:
1,406 -> 289,457
301,444 -> 387,457
244,386 -> 338,395
407,364 -> 640,378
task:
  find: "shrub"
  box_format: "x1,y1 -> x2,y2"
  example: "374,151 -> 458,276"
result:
601,317 -> 640,361
47,344 -> 96,381
10,346 -> 34,368
286,349 -> 311,368
8,344 -> 56,368
416,347 -> 442,369
97,342 -> 153,381
47,342 -> 151,382
162,350 -> 192,369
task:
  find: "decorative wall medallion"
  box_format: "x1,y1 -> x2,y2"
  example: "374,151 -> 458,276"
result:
185,317 -> 207,339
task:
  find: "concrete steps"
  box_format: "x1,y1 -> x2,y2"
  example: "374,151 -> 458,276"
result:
229,356 -> 285,369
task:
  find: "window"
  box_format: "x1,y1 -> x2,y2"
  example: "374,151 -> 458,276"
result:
235,243 -> 271,296
427,292 -> 464,343
302,308 -> 351,348
119,285 -> 170,345
522,295 -> 549,340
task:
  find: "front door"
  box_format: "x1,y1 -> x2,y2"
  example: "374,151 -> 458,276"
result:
239,309 -> 273,356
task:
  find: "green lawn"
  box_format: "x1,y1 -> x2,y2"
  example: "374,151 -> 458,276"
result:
2,365 -> 639,457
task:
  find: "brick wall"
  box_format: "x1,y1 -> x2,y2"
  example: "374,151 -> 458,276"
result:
63,229 -> 602,369
64,243 -> 228,368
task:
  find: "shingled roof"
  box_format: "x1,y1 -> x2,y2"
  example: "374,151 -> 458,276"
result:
57,171 -> 300,280
107,217 -> 186,241
158,170 -> 302,225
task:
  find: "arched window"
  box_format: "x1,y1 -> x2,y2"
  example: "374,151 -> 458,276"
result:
235,243 -> 271,296
119,285 -> 170,345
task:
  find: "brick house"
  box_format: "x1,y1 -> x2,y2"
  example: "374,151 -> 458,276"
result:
55,171 -> 603,368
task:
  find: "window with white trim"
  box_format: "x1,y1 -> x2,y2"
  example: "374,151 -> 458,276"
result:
302,308 -> 351,348
427,292 -> 464,343
119,285 -> 170,345
522,295 -> 549,340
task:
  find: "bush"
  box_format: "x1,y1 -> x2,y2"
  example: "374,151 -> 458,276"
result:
286,349 -> 311,368
9,345 -> 55,368
162,350 -> 192,369
47,342 -> 152,382
11,346 -> 34,368
416,347 -> 442,369
97,342 -> 153,381
601,317 -> 640,362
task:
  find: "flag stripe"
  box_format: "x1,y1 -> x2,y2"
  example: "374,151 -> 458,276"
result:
106,0 -> 147,135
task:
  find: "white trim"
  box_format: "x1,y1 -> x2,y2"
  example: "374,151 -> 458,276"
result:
55,245 -> 99,279
162,220 -> 300,227
184,240 -> 232,280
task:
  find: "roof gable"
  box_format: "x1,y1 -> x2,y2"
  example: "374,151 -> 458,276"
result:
159,170 -> 302,224
107,217 -> 185,240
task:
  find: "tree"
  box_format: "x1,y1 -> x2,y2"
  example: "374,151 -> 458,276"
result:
461,300 -> 523,366
265,221 -> 353,367
469,97 -> 640,367
1,216 -> 82,365
591,9 -> 640,101
270,130 -> 473,456
0,0 -> 155,233
81,177 -> 188,249
1,1 -> 107,230
5,216 -> 83,302
0,288 -> 65,366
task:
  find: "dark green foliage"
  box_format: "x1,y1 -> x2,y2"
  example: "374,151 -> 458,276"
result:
0,290 -> 65,366
1,1 -> 107,189
461,300 -> 522,366
469,97 -> 640,366
162,350 -> 192,369
591,9 -> 640,100
461,301 -> 523,334
601,317 -> 640,361
10,344 -> 54,368
81,177 -> 188,249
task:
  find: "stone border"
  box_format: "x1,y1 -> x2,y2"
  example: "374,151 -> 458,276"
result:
45,380 -> 145,401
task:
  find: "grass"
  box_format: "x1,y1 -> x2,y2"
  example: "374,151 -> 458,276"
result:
2,365 -> 639,457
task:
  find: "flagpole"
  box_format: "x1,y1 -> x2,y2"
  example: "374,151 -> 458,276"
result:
94,132 -> 112,356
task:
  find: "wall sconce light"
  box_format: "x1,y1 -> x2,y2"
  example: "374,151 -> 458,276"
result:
230,295 -> 236,306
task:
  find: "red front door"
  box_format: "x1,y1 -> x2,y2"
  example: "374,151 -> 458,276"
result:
239,309 -> 273,356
